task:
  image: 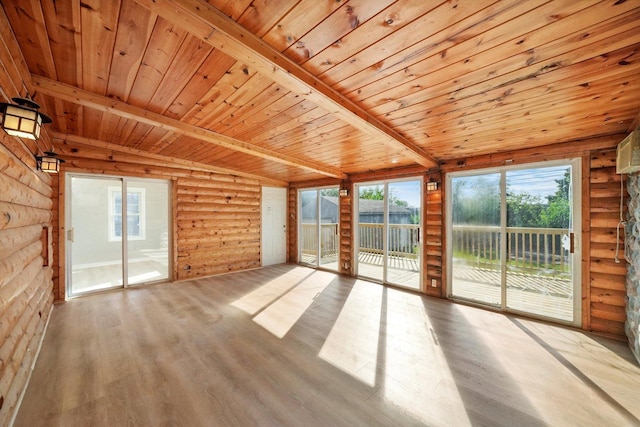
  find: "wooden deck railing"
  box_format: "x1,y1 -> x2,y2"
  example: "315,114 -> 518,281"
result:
301,223 -> 339,257
301,223 -> 568,272
301,223 -> 419,259
452,225 -> 571,271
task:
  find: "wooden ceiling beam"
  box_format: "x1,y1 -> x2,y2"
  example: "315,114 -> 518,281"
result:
51,132 -> 287,186
32,75 -> 346,179
132,0 -> 438,169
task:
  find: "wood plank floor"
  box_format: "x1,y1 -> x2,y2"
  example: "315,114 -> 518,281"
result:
15,264 -> 640,426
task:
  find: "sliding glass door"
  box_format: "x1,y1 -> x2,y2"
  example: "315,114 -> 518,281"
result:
299,187 -> 340,271
448,160 -> 580,324
68,176 -> 124,294
355,178 -> 422,290
67,175 -> 170,296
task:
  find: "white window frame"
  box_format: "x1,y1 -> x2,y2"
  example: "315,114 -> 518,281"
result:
108,186 -> 146,241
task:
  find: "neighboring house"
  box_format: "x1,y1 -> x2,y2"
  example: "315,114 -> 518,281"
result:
301,196 -> 418,224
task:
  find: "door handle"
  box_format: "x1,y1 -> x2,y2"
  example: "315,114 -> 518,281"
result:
569,232 -> 574,254
67,228 -> 74,242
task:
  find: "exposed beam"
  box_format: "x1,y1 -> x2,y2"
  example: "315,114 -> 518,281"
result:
32,75 -> 347,179
133,0 -> 438,169
51,132 -> 287,186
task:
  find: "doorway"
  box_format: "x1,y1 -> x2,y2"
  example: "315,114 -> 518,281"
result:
66,174 -> 170,297
298,187 -> 340,271
355,178 -> 422,290
261,187 -> 287,266
447,160 -> 581,325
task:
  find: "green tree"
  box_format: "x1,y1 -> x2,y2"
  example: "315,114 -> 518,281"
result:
507,193 -> 544,227
542,169 -> 571,228
359,186 -> 408,207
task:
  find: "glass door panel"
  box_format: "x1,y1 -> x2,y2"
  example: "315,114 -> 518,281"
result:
386,180 -> 421,289
450,173 -> 502,306
505,166 -> 575,321
300,190 -> 318,266
69,176 -> 123,295
319,188 -> 339,270
126,179 -> 170,285
357,184 -> 384,281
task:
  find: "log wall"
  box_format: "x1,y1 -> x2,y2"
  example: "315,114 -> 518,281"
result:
0,141 -> 54,426
57,158 -> 263,290
0,8 -> 55,425
175,176 -> 261,280
589,148 -> 627,338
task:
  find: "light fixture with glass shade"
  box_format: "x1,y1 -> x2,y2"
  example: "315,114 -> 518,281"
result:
36,151 -> 65,173
0,95 -> 52,140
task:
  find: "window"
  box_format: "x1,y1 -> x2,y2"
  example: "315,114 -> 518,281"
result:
108,187 -> 146,241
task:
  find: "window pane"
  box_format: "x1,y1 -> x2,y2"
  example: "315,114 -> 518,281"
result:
450,173 -> 502,306
128,214 -> 140,236
127,192 -> 140,214
114,214 -> 122,237
126,180 -> 169,285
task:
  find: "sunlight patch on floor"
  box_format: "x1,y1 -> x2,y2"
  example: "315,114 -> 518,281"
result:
230,267 -> 313,315
381,289 -> 471,426
252,270 -> 335,338
319,280 -> 383,386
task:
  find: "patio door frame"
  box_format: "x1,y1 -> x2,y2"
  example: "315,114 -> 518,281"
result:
354,176 -> 423,290
297,186 -> 340,271
445,158 -> 582,326
65,173 -> 172,298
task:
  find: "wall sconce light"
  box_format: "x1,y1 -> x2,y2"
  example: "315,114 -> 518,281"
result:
36,151 -> 64,173
0,95 -> 52,140
339,188 -> 349,197
426,180 -> 439,192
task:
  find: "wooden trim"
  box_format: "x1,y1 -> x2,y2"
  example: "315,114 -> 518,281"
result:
32,75 -> 347,179
40,225 -> 51,267
51,132 -> 287,187
132,0 -> 438,169
57,171 -> 66,301
581,154 -> 591,331
440,135 -> 622,172
171,178 -> 179,282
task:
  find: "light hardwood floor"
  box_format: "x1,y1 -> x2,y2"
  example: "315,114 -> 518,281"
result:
15,264 -> 640,426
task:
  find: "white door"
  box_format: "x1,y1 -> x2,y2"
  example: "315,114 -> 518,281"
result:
262,187 -> 287,265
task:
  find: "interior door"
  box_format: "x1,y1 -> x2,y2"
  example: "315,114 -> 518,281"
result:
262,187 -> 287,266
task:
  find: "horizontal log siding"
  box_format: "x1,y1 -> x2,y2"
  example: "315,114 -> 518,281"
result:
287,187 -> 297,264
176,176 -> 261,280
0,5 -> 55,424
0,142 -> 54,426
589,148 -> 627,338
425,171 -> 443,297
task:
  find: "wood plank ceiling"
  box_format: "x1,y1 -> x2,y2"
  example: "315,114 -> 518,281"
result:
3,0 -> 640,183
